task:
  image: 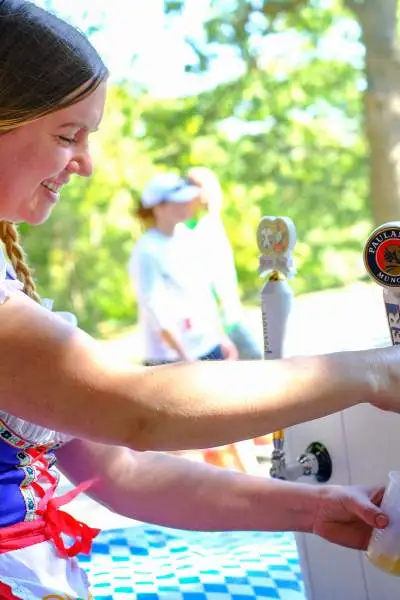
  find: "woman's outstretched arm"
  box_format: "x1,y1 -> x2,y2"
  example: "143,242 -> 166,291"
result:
0,291 -> 393,451
58,440 -> 386,550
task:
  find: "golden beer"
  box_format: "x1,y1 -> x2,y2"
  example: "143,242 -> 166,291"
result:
367,551 -> 400,576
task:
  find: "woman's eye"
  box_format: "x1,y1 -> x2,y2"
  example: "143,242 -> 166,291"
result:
57,135 -> 76,145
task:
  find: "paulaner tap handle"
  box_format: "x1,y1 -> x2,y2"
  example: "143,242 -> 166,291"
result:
364,221 -> 400,345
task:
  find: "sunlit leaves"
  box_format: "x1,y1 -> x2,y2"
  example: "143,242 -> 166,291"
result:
20,0 -> 378,335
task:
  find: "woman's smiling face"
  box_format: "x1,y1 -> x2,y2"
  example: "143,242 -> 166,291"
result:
0,82 -> 106,225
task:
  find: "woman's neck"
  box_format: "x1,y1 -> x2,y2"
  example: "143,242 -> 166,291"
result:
154,222 -> 176,237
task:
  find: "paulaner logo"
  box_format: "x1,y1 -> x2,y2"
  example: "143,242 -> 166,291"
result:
364,224 -> 400,287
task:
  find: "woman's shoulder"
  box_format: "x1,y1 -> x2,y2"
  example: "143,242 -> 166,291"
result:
0,248 -> 78,325
132,230 -> 167,257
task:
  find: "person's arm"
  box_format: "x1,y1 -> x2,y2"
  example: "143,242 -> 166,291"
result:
0,291 -> 396,451
159,329 -> 191,361
57,439 -> 319,531
57,439 -> 386,550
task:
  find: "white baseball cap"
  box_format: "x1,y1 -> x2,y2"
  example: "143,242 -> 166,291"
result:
141,173 -> 200,208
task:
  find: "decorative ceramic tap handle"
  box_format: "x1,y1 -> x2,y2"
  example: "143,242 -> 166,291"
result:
364,221 -> 400,345
257,216 -> 296,360
256,216 -> 297,280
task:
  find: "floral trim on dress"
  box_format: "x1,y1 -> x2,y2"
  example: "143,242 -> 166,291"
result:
20,486 -> 37,522
0,414 -> 71,448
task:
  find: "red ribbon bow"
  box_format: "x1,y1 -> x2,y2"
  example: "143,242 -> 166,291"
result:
0,449 -> 100,557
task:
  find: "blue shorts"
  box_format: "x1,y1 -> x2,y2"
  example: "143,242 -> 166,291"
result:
144,344 -> 225,366
199,344 -> 224,360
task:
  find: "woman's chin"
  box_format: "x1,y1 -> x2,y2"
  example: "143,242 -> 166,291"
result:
21,206 -> 54,226
19,189 -> 59,225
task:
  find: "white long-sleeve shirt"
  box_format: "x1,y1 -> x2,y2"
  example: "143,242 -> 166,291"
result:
129,226 -> 223,361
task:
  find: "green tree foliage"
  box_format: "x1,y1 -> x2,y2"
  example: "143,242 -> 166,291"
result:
152,0 -> 370,297
20,0 -> 374,334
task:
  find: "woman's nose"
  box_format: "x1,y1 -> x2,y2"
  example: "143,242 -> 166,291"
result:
67,151 -> 93,178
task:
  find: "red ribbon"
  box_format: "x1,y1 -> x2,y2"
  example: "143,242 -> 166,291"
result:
0,450 -> 100,558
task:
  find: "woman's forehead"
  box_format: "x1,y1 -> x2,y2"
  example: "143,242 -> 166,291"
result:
48,82 -> 107,132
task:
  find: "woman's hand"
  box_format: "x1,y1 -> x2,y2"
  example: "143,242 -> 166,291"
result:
312,485 -> 388,550
220,336 -> 239,360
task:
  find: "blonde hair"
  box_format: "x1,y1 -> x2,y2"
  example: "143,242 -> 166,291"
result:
0,222 -> 40,302
186,166 -> 221,188
186,167 -> 223,213
0,0 -> 108,303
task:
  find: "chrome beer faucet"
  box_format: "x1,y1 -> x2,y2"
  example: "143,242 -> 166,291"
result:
270,435 -> 333,483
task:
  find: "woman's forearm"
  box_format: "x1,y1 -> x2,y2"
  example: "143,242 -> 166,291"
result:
114,349 -> 375,450
87,449 -> 320,533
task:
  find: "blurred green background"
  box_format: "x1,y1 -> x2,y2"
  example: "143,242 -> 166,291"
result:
24,0 -> 400,335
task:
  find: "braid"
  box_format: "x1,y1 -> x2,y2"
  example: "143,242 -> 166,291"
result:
0,221 -> 41,303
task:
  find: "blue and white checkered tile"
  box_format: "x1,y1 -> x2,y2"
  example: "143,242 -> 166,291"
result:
78,526 -> 306,600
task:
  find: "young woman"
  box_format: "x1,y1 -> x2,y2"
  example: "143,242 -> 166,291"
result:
129,172 -> 238,364
0,1 -> 399,597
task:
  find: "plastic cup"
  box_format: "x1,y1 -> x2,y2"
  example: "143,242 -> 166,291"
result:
367,471 -> 400,576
